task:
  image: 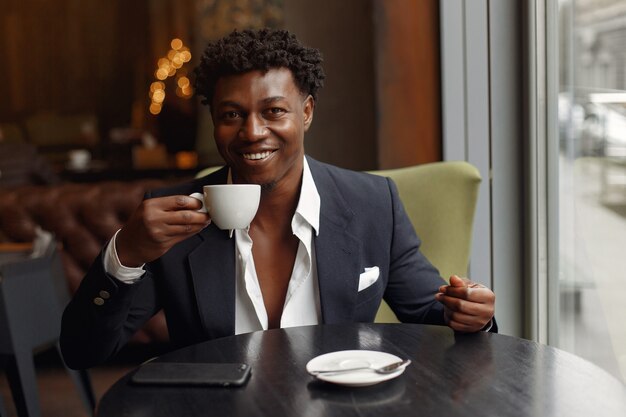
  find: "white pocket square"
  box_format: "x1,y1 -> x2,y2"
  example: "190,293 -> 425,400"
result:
358,266 -> 380,292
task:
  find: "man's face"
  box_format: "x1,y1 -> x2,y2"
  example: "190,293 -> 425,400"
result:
211,68 -> 314,190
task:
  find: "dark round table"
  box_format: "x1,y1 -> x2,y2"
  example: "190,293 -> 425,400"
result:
97,323 -> 626,417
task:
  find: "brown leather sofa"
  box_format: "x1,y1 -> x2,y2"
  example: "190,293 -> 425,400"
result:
0,179 -> 175,344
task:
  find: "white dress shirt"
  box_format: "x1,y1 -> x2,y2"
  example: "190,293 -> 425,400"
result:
103,156 -> 322,335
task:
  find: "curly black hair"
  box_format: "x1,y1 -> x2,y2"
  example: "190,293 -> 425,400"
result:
194,28 -> 325,108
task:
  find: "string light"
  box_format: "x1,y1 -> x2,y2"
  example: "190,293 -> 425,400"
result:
149,38 -> 193,115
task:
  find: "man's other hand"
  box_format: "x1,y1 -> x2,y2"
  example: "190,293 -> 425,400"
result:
435,275 -> 495,332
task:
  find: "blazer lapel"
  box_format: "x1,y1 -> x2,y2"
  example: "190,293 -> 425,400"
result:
187,226 -> 236,340
186,166 -> 236,340
308,157 -> 362,324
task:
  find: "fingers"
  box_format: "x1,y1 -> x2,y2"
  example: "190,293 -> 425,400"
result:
140,211 -> 209,240
437,292 -> 493,316
141,208 -> 211,243
142,196 -> 209,224
162,209 -> 211,229
446,313 -> 490,332
116,195 -> 211,266
146,195 -> 205,212
438,275 -> 491,302
153,222 -> 210,238
436,274 -> 495,332
438,286 -> 493,304
448,274 -> 470,287
441,299 -> 493,332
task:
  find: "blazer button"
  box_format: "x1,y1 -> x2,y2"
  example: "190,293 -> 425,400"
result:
99,290 -> 110,299
93,297 -> 105,306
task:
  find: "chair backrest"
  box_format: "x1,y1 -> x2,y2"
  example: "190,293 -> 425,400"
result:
370,161 -> 482,322
0,239 -> 65,352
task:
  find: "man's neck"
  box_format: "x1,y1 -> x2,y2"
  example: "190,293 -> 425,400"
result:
253,176 -> 301,233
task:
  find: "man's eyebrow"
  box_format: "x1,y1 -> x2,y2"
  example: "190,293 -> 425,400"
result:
215,100 -> 242,109
215,96 -> 286,108
262,96 -> 286,104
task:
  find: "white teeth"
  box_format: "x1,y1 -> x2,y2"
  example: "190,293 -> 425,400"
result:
243,151 -> 272,160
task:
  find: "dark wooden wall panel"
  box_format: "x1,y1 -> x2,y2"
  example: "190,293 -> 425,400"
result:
284,0 -> 377,171
374,0 -> 442,168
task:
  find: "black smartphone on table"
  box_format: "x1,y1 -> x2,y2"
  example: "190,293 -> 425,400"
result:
131,362 -> 252,387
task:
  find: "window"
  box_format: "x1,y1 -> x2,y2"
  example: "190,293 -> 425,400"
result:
556,0 -> 626,383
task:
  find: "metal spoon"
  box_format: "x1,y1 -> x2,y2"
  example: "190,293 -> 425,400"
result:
310,359 -> 411,376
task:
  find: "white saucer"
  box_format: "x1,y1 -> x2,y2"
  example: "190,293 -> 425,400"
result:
306,350 -> 407,387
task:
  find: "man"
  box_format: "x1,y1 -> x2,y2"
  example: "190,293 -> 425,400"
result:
60,28 -> 495,370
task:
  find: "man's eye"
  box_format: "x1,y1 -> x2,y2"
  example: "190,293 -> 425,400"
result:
221,111 -> 240,119
267,107 -> 285,115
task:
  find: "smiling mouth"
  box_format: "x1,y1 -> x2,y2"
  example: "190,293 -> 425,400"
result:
242,150 -> 275,160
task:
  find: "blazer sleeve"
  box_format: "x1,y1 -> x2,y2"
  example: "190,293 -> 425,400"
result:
60,250 -> 161,370
59,171 -> 227,369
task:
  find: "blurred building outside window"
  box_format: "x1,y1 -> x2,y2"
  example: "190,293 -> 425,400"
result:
557,0 -> 626,383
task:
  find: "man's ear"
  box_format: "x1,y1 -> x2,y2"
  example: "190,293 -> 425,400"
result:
303,95 -> 314,132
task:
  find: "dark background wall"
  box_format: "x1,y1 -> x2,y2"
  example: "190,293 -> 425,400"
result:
284,0 -> 377,171
0,0 -> 441,173
373,0 -> 441,168
283,0 -> 441,170
0,1 -> 154,130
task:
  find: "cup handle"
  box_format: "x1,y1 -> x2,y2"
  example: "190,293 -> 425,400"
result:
189,192 -> 207,213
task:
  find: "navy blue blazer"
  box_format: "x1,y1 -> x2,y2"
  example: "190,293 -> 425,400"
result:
60,157 -> 447,369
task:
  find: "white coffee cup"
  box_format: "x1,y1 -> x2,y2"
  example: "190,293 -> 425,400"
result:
190,184 -> 261,237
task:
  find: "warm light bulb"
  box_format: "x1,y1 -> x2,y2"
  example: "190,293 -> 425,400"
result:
177,76 -> 190,88
149,103 -> 162,115
150,81 -> 165,91
150,40 -> 192,116
152,90 -> 165,103
156,68 -> 168,80
171,38 -> 183,50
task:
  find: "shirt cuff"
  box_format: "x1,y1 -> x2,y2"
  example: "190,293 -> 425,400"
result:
482,318 -> 494,332
103,229 -> 145,284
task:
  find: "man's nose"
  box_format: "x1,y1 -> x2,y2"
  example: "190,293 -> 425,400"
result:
239,114 -> 268,141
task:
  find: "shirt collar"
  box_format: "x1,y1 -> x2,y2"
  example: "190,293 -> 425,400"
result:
295,156 -> 320,236
226,156 -> 320,236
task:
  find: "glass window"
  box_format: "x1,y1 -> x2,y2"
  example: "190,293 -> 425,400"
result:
557,0 -> 626,383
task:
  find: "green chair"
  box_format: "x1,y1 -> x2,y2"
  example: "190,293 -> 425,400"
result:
371,161 -> 482,323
